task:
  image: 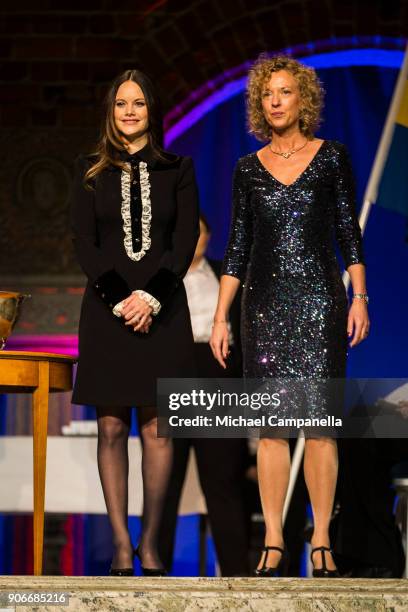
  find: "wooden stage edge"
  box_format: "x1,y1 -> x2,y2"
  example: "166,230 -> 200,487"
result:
0,576 -> 407,611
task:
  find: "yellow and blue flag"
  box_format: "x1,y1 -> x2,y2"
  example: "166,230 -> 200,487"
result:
376,48 -> 408,216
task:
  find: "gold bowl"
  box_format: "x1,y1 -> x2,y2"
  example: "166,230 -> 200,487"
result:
0,291 -> 30,350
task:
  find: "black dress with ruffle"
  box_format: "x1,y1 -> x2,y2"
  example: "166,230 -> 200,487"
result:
71,143 -> 199,407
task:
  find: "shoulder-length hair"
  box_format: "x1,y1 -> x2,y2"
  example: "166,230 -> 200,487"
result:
84,69 -> 166,185
247,54 -> 324,141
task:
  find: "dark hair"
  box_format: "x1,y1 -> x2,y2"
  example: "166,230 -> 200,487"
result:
85,69 -> 166,184
199,212 -> 211,233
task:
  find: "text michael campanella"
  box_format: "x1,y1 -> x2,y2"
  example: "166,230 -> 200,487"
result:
165,389 -> 342,429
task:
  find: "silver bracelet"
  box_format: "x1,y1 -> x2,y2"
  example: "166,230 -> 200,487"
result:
133,290 -> 161,316
353,293 -> 369,304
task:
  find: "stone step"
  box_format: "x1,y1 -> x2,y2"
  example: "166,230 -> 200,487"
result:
0,576 -> 407,611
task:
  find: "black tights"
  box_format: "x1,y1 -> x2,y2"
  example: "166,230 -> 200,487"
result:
96,406 -> 172,570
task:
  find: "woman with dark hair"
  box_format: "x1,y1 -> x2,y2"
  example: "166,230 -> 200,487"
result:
210,55 -> 369,578
71,69 -> 199,576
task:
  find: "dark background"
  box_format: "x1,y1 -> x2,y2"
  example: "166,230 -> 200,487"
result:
0,0 -> 407,576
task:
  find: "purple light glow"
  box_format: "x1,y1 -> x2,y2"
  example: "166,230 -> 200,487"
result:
5,335 -> 78,357
164,36 -> 406,147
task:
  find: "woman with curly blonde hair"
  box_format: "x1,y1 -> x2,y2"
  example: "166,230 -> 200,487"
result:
211,55 -> 369,577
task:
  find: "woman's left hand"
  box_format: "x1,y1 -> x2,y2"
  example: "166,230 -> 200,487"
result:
347,300 -> 370,347
121,293 -> 153,332
136,315 -> 153,334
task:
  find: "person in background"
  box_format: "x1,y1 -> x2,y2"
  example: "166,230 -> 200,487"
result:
158,214 -> 250,576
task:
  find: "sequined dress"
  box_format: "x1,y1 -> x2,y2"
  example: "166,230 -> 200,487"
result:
222,140 -> 364,416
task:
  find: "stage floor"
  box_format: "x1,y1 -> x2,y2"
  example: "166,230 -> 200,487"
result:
0,576 -> 407,611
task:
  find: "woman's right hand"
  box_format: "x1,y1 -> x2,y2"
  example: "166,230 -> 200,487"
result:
210,321 -> 229,369
121,293 -> 153,332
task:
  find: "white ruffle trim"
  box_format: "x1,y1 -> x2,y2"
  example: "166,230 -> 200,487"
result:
121,161 -> 152,261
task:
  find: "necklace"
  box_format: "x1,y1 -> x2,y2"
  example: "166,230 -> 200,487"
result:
269,139 -> 308,159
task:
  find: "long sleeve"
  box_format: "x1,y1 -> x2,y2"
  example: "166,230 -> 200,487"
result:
221,159 -> 253,281
70,155 -> 131,308
333,143 -> 365,269
142,156 -> 200,305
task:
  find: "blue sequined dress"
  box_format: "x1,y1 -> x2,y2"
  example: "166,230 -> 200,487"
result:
222,141 -> 364,417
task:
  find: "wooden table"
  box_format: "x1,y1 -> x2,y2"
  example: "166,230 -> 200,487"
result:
0,351 -> 76,575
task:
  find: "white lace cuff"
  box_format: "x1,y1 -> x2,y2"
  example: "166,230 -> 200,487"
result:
112,301 -> 124,317
133,290 -> 161,316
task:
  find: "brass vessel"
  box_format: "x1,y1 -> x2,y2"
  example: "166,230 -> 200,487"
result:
0,291 -> 30,349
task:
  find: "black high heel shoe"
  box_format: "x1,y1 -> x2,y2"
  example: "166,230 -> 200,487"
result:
254,545 -> 289,577
109,566 -> 134,576
109,548 -> 135,576
134,546 -> 167,577
311,546 -> 340,578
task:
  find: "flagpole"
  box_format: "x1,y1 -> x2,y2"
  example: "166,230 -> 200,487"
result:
283,44 -> 408,525
365,43 -> 408,205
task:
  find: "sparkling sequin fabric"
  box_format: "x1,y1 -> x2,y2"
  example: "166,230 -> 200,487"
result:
222,140 -> 364,413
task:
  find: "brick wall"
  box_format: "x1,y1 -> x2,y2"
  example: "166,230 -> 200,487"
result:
0,0 -> 407,327
1,0 -> 407,130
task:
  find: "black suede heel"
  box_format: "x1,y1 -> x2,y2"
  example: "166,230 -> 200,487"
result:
134,546 -> 167,577
311,546 -> 340,578
254,545 -> 289,577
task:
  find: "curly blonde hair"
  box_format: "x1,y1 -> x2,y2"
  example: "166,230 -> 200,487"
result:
247,54 -> 324,141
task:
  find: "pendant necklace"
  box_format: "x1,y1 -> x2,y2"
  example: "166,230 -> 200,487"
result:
269,139 -> 308,159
